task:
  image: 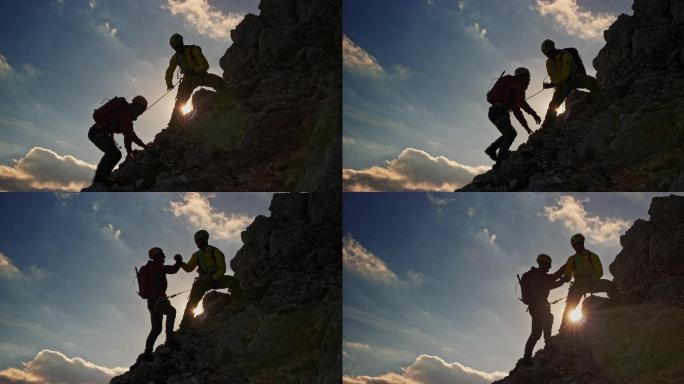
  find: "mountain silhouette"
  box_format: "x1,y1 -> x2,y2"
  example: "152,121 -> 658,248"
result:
462,0 -> 684,191
85,0 -> 340,192
495,194 -> 684,383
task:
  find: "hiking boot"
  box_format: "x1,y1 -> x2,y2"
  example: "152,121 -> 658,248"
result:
484,147 -> 498,162
521,357 -> 533,367
140,351 -> 154,362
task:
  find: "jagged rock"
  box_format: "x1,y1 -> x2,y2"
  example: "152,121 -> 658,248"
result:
495,195 -> 684,384
461,0 -> 684,191
84,0 -> 340,193
110,190 -> 341,384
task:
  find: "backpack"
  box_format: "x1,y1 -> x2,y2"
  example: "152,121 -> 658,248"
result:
487,73 -> 516,105
197,247 -> 220,275
517,269 -> 536,306
135,264 -> 154,299
563,47 -> 586,76
93,97 -> 128,125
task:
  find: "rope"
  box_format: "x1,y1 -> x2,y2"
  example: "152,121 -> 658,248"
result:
167,289 -> 191,299
526,75 -> 550,101
144,80 -> 180,113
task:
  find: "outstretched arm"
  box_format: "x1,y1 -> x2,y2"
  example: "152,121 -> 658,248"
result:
181,253 -> 197,272
164,259 -> 182,274
511,107 -> 531,133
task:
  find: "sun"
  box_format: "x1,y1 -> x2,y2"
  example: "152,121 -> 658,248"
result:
570,306 -> 583,323
193,302 -> 204,317
181,102 -> 193,115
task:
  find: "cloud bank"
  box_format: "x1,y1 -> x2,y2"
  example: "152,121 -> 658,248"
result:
343,148 -> 489,191
343,35 -> 384,76
343,234 -> 398,283
164,0 -> 245,40
544,195 -> 631,243
534,0 -> 616,40
344,354 -> 506,384
0,349 -> 126,384
169,192 -> 253,240
0,147 -> 95,192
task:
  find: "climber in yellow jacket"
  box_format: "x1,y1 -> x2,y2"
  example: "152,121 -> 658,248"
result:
179,229 -> 241,328
165,33 -> 229,126
559,233 -> 620,331
540,39 -> 605,127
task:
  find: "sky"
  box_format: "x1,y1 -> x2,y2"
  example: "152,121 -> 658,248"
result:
342,192 -> 679,384
0,192 -> 273,383
342,0 -> 634,191
0,0 -> 259,191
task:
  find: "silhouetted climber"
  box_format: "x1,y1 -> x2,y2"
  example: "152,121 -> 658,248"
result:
179,230 -> 242,328
88,96 -> 150,186
559,233 -> 621,332
517,254 -> 567,367
166,33 -> 229,126
135,247 -> 183,362
540,39 -> 605,128
485,67 -> 542,168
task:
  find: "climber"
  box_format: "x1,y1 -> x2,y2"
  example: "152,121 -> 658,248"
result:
88,96 -> 150,186
484,67 -> 542,167
559,233 -> 621,332
179,229 -> 242,328
136,247 -> 183,362
165,33 -> 229,126
517,254 -> 567,367
540,39 -> 605,128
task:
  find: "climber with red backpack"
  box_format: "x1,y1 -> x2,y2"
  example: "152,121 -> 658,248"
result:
136,247 -> 183,362
88,95 -> 150,186
485,67 -> 542,167
179,229 -> 242,328
540,39 -> 605,128
516,253 -> 567,368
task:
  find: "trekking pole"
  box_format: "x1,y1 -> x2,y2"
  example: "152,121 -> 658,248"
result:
167,289 -> 191,299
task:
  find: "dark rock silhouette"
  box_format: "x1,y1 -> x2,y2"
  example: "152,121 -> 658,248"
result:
495,194 -> 684,384
461,0 -> 684,191
110,191 -> 341,383
85,0 -> 340,192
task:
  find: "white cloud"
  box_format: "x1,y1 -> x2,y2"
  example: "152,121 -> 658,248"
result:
534,0 -> 616,40
426,193 -> 454,207
472,22 -> 487,38
343,234 -> 398,284
343,137 -> 356,145
0,252 -> 20,276
344,354 -> 506,384
104,223 -> 122,240
345,341 -> 371,351
164,0 -> 245,40
343,35 -> 384,76
0,349 -> 126,384
543,195 -> 631,243
483,228 -> 496,244
343,148 -> 489,192
22,64 -> 40,78
97,22 -> 117,38
0,54 -> 13,76
89,0 -> 97,9
393,64 -> 415,79
168,193 -> 253,241
0,147 -> 96,192
458,1 -> 466,11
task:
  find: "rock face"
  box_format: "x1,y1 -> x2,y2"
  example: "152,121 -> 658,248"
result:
461,0 -> 684,191
86,0 -> 341,192
494,195 -> 684,384
110,191 -> 341,384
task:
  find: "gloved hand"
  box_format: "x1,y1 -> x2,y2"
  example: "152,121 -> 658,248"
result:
543,82 -> 555,89
167,85 -> 174,91
524,126 -> 533,135
174,254 -> 182,262
533,114 -> 541,125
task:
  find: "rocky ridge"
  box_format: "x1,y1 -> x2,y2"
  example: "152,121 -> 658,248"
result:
462,0 -> 684,191
86,0 -> 341,192
494,194 -> 684,384
110,191 -> 341,384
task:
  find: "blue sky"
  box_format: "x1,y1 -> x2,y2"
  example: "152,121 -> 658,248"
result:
342,192 -> 678,383
0,0 -> 259,191
342,0 -> 633,191
0,192 -> 272,382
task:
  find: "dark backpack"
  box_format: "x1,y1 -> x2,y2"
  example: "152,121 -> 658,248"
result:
487,73 -> 516,105
563,47 -> 586,76
518,269 -> 536,306
93,97 -> 128,125
135,264 -> 153,299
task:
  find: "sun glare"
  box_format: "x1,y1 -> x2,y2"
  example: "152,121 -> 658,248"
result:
570,306 -> 583,323
181,102 -> 193,115
193,302 -> 204,317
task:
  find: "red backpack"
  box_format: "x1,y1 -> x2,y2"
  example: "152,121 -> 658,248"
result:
93,97 -> 128,125
135,264 -> 154,299
486,74 -> 516,105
